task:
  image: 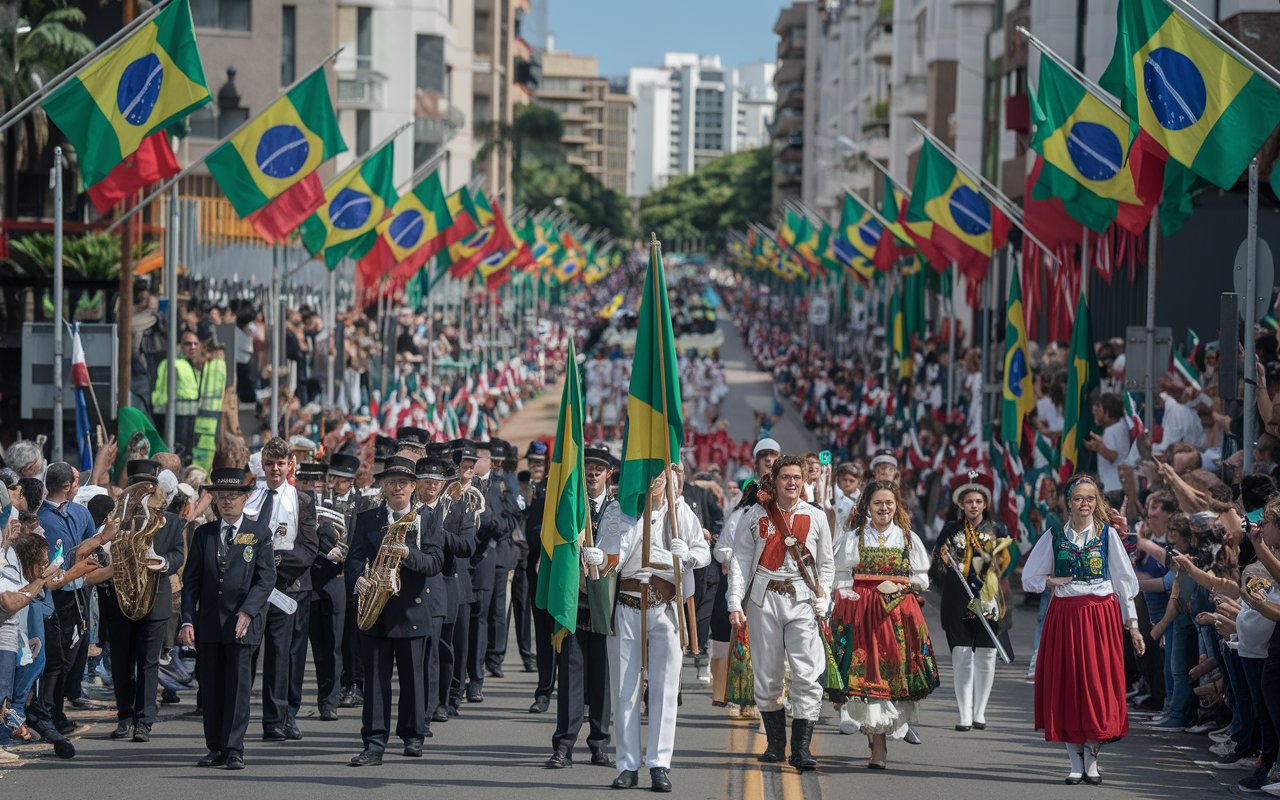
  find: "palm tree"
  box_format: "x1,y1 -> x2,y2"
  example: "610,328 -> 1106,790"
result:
0,0 -> 94,213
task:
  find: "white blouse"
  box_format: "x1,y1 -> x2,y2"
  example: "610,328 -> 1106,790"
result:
1021,522 -> 1140,624
832,521 -> 931,592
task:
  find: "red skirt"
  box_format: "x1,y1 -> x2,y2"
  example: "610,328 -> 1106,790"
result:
1034,593 -> 1129,743
831,579 -> 940,702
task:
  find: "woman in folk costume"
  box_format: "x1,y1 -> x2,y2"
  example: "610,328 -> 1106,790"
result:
1021,474 -> 1141,786
930,470 -> 1013,732
831,479 -> 939,769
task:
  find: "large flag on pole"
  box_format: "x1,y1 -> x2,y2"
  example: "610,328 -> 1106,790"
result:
904,140 -> 1010,282
534,340 -> 588,647
41,0 -> 210,188
299,141 -> 398,267
70,325 -> 94,473
1100,0 -> 1280,190
1060,292 -> 1099,479
87,131 -> 180,214
1000,268 -> 1035,447
618,236 -> 683,518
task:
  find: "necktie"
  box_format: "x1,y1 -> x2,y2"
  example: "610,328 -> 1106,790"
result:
259,488 -> 277,524
223,524 -> 235,547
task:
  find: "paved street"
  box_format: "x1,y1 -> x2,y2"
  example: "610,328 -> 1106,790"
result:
0,317 -> 1237,798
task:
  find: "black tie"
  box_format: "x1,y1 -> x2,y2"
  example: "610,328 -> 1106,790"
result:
223,524 -> 235,547
259,488 -> 277,525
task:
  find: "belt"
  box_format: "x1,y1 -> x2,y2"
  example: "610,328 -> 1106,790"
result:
617,591 -> 669,610
617,576 -> 675,604
765,579 -> 797,598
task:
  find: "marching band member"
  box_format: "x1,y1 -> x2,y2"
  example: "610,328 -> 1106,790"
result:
347,456 -> 445,766
930,470 -> 1013,732
544,445 -> 616,769
180,468 -> 276,770
592,468 -> 710,793
831,479 -> 939,770
244,437 -> 319,743
727,455 -> 834,771
296,461 -> 345,722
1021,474 -> 1141,786
327,452 -> 372,709
409,456 -> 451,738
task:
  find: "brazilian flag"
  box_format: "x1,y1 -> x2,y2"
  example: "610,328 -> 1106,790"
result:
535,340 -> 588,645
618,237 -> 683,518
300,141 -> 398,268
42,0 -> 210,188
1061,292 -> 1099,478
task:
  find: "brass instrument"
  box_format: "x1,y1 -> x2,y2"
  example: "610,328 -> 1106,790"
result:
110,481 -> 168,620
315,504 -> 348,557
355,508 -> 417,630
442,482 -> 485,526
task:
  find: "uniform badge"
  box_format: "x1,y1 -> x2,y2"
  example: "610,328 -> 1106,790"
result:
517,495 -> 527,511
244,545 -> 254,563
233,533 -> 255,545
275,524 -> 287,540
784,536 -> 798,547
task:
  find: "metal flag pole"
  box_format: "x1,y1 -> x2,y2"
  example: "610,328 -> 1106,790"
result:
107,47 -> 345,233
1244,158 -> 1260,474
327,262 -> 337,404
166,184 -> 180,445
1145,208 -> 1160,433
1017,27 -> 1128,119
52,147 -> 65,460
270,244 -> 282,434
0,0 -> 173,135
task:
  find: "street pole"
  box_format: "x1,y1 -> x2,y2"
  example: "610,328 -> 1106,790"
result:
947,262 -> 957,414
1144,208 -> 1159,433
165,184 -> 179,446
1244,158 -> 1260,474
270,244 -> 281,434
1081,226 -> 1090,301
326,264 -> 336,404
52,146 -> 64,461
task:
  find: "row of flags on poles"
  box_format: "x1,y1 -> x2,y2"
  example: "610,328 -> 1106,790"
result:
31,0 -> 625,300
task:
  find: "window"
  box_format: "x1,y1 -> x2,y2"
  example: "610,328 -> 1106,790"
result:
356,110 -> 371,155
416,34 -> 446,93
414,143 -> 439,169
356,8 -> 373,71
280,5 -> 296,85
192,0 -> 250,31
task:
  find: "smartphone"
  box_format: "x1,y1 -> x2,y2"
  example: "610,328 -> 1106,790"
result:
51,541 -> 65,570
819,450 -> 832,466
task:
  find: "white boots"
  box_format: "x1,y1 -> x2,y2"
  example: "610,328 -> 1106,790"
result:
953,646 -> 975,730
953,645 -> 996,730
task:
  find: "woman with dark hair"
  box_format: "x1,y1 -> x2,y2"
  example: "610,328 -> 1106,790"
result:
831,479 -> 938,769
1022,474 -> 1141,785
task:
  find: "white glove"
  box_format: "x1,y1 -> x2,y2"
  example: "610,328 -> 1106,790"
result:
582,547 -> 605,567
634,568 -> 652,584
669,538 -> 689,562
836,587 -> 860,602
144,546 -> 166,572
354,576 -> 373,594
326,546 -> 346,563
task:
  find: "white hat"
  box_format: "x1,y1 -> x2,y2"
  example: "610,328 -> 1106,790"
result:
753,438 -> 781,459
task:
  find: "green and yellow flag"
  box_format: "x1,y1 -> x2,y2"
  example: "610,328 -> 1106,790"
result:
42,0 -> 210,188
1000,268 -> 1035,447
619,236 -> 683,518
535,340 -> 588,647
1100,0 -> 1280,190
300,141 -> 397,267
1060,292 -> 1099,478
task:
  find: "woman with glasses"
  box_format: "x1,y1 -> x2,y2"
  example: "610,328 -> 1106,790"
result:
1021,474 -> 1141,785
830,479 -> 938,769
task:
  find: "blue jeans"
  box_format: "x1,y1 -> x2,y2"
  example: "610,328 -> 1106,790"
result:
0,648 -> 16,707
1222,648 -> 1255,751
1243,656 -> 1273,763
0,608 -> 46,744
1166,613 -> 1196,725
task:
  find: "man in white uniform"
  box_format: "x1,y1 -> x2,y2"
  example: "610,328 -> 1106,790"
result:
727,455 -> 833,770
587,469 -> 709,793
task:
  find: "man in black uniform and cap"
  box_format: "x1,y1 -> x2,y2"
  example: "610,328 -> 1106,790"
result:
347,456 -> 444,766
296,460 -> 345,721
104,459 -> 186,743
180,468 -> 277,770
478,439 -> 521,680
461,440 -> 512,702
523,440 -> 557,713
328,452 -> 372,708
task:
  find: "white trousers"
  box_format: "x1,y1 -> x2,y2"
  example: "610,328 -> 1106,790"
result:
745,590 -> 824,720
609,603 -> 682,771
953,645 -> 997,726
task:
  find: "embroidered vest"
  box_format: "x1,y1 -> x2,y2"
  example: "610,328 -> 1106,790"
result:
1052,526 -> 1110,582
854,528 -> 911,581
758,506 -> 810,571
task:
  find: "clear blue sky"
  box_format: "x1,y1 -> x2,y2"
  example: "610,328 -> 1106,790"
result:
533,0 -> 786,77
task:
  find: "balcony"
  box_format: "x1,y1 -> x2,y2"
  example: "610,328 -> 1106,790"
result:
774,59 -> 805,86
897,73 -> 927,120
336,68 -> 388,110
414,102 -> 466,145
771,107 -> 803,137
867,23 -> 892,66
861,99 -> 889,132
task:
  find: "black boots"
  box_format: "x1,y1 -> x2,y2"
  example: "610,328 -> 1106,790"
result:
758,710 -> 788,763
788,719 -> 817,771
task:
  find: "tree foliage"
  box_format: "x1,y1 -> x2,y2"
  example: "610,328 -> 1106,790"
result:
638,147 -> 772,247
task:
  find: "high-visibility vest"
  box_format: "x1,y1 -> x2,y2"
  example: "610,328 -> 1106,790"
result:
151,358 -> 226,416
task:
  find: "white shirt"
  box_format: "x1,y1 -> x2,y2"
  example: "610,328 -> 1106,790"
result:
597,498 -> 710,600
1097,420 -> 1132,492
1020,522 -> 1140,624
1154,395 -> 1206,454
832,521 -> 931,592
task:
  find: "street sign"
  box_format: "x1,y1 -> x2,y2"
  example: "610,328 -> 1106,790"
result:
1122,325 -> 1173,393
808,296 -> 830,326
1233,237 -> 1274,320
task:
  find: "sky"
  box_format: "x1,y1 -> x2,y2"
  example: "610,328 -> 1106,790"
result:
531,0 -> 787,78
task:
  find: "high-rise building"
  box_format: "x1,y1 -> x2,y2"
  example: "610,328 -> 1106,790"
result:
535,50 -> 633,194
772,3 -> 811,211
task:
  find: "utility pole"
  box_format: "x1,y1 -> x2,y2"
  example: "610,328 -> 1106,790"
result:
115,0 -> 139,417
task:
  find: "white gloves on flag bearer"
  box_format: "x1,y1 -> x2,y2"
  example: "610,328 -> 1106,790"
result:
669,538 -> 690,563
582,547 -> 605,567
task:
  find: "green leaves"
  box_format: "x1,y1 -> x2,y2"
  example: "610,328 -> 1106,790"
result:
638,147 -> 771,247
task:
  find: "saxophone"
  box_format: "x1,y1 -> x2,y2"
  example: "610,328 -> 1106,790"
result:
355,508 -> 418,631
111,481 -> 168,621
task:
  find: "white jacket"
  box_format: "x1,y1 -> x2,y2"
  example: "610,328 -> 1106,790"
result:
726,502 -> 834,614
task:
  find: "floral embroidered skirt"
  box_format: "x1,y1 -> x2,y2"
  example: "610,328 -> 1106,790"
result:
831,580 -> 940,705
725,625 -> 756,708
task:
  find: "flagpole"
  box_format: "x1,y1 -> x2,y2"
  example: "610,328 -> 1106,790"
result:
106,47 -> 345,233
1016,27 -> 1128,118
52,147 -> 65,461
270,243 -> 281,434
327,261 -> 337,404
908,120 -> 1061,265
1144,207 -> 1159,434
1081,226 -> 1090,302
1243,158 -> 1260,474
166,184 -> 180,445
0,0 -> 173,135
866,157 -> 911,198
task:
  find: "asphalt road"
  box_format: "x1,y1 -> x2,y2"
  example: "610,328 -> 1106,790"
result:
0,315 -> 1238,798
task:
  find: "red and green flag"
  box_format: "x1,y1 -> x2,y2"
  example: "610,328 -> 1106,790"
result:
299,141 -> 397,267
42,0 -> 210,188
1100,0 -> 1280,190
87,131 -> 179,214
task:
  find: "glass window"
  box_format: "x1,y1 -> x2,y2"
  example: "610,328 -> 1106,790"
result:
356,110 -> 371,155
280,5 -> 296,85
192,0 -> 251,31
356,7 -> 373,71
416,34 -> 446,93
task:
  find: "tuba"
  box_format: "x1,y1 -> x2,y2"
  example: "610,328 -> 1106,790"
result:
111,481 -> 168,620
355,508 -> 417,631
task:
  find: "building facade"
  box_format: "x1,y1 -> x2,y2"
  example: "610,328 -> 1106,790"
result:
535,50 -> 633,195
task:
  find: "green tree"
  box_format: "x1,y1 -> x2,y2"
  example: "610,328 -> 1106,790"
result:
639,147 -> 772,248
